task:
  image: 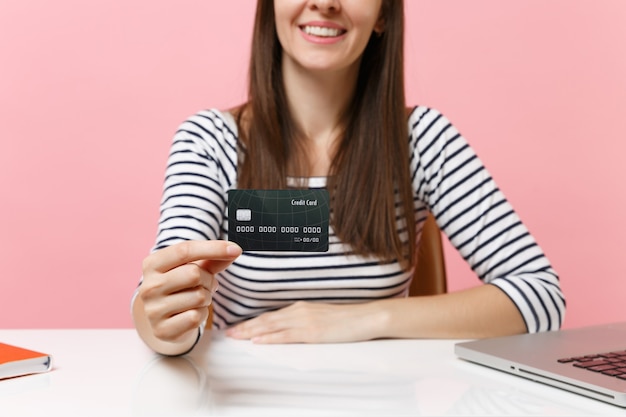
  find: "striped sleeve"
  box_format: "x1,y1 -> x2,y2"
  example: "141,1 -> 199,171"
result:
152,109 -> 238,251
409,106 -> 566,332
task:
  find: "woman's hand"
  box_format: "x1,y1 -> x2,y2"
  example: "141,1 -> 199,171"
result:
225,301 -> 388,344
133,240 -> 242,354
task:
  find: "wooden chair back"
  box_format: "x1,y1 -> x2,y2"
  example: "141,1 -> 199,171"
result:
409,213 -> 447,296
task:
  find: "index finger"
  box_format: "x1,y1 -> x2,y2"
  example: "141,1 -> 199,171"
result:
144,240 -> 242,273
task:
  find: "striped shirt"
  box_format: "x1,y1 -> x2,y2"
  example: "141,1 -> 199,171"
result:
150,106 -> 565,332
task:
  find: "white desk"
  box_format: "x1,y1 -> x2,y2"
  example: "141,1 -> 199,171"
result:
0,329 -> 622,416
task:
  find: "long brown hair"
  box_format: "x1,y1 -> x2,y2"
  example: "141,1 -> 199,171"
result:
236,0 -> 416,268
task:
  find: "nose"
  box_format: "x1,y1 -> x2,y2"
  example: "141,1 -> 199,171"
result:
308,0 -> 341,13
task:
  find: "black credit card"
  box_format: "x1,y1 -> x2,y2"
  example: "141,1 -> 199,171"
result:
227,189 -> 329,252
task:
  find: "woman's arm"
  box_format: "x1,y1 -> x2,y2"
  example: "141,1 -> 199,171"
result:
132,109 -> 240,354
226,284 -> 525,343
374,284 -> 527,339
409,107 -> 565,333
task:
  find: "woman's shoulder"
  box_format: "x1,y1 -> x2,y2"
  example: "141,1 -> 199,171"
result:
404,104 -> 467,158
405,105 -> 445,125
178,108 -> 239,134
170,108 -> 241,159
405,105 -> 453,138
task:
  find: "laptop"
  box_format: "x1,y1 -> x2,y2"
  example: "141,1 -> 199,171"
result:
455,321 -> 626,407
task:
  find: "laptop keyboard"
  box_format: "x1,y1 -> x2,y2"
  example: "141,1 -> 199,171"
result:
558,350 -> 626,379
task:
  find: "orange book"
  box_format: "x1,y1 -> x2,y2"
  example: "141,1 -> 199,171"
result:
0,342 -> 52,379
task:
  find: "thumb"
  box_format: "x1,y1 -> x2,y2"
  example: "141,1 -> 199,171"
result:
195,245 -> 242,275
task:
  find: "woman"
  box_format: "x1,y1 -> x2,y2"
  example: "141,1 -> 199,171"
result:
132,0 -> 565,356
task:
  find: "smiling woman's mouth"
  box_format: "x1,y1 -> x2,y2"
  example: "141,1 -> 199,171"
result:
301,25 -> 346,38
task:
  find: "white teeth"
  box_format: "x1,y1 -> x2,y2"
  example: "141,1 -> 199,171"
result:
303,26 -> 342,37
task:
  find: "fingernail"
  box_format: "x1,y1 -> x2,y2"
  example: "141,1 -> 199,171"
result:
226,242 -> 242,256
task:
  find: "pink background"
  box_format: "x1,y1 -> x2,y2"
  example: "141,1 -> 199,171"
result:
1,1 -> 625,329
